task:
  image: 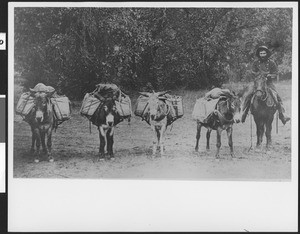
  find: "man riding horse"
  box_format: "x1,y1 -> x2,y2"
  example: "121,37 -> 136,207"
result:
241,45 -> 290,125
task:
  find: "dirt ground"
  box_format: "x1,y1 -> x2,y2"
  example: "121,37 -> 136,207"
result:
13,81 -> 292,180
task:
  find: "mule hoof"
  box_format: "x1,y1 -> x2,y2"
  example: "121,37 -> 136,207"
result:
98,152 -> 105,161
195,148 -> 199,152
34,159 -> 39,163
215,158 -> 220,162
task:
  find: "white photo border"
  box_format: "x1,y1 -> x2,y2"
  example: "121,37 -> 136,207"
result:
8,2 -> 298,232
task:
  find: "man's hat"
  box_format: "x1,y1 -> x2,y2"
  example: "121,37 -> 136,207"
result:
256,46 -> 271,58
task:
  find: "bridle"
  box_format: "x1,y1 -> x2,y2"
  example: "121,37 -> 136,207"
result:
148,97 -> 170,121
34,95 -> 52,122
213,97 -> 238,125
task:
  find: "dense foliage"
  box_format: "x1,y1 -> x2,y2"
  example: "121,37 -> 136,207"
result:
14,7 -> 293,99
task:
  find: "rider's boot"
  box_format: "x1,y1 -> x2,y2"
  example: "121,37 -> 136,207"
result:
278,105 -> 290,125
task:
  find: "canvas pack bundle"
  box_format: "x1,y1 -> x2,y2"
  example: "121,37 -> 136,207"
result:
80,93 -> 101,119
50,95 -> 71,122
134,94 -> 184,125
115,94 -> 132,118
94,83 -> 121,100
192,98 -> 219,122
204,88 -> 232,100
134,95 -> 149,118
167,95 -> 184,119
165,96 -> 183,126
15,92 -> 35,117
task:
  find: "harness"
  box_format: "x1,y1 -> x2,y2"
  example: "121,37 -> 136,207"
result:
213,97 -> 236,125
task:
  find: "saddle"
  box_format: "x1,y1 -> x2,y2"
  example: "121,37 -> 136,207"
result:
251,87 -> 278,107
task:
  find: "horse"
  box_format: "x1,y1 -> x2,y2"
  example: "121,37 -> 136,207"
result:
139,91 -> 170,156
250,76 -> 277,150
25,91 -> 56,163
90,98 -> 122,161
195,92 -> 242,160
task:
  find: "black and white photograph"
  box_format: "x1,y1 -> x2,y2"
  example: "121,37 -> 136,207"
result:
7,2 -> 298,232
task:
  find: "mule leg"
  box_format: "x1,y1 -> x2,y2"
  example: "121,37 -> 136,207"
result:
30,126 -> 36,154
160,125 -> 166,156
34,129 -> 41,163
47,129 -> 54,162
41,132 -> 47,155
206,128 -> 212,151
195,122 -> 202,152
226,126 -> 235,159
151,125 -> 158,156
107,128 -> 114,160
98,127 -> 106,161
215,128 -> 222,160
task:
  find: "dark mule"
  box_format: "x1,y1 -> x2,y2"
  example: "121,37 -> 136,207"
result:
195,93 -> 242,160
25,92 -> 56,163
139,91 -> 170,156
250,77 -> 277,150
91,98 -> 121,161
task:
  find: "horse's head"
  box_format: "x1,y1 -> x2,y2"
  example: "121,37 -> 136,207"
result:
31,91 -> 52,123
254,76 -> 267,99
101,98 -> 119,127
139,91 -> 169,121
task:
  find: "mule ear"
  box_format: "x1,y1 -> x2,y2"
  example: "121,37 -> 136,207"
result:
139,92 -> 150,97
158,96 -> 167,100
157,90 -> 170,97
46,91 -> 55,97
29,89 -> 37,96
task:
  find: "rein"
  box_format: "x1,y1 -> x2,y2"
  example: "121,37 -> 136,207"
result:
248,113 -> 253,152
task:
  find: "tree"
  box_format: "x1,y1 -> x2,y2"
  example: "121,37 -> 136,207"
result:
14,7 -> 293,99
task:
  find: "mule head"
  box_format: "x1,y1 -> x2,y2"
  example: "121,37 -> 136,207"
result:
230,95 -> 242,123
33,92 -> 52,123
219,94 -> 242,124
140,91 -> 169,121
102,99 -> 119,127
